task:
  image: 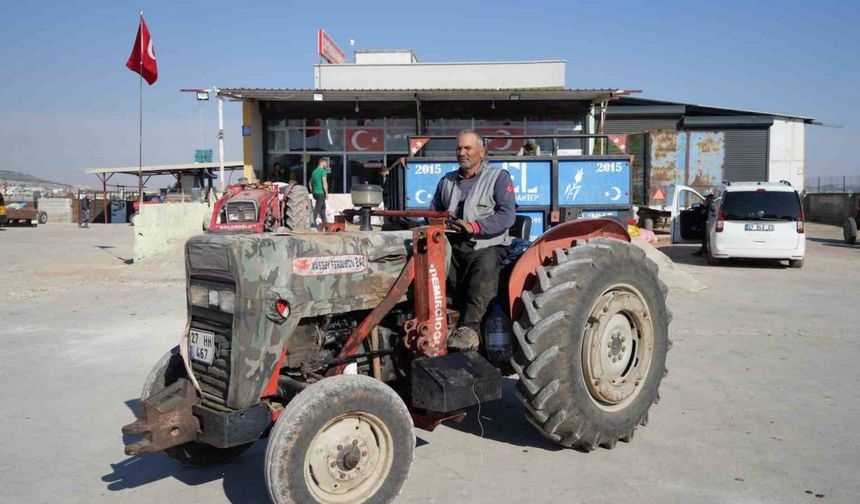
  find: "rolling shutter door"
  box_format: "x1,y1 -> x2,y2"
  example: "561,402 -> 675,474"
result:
724,129 -> 768,181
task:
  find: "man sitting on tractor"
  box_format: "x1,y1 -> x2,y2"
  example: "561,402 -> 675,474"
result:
430,130 -> 516,350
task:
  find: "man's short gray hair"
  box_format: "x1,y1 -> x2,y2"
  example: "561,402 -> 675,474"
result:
457,129 -> 484,146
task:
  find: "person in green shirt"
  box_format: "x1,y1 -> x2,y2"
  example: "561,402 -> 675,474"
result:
308,157 -> 330,226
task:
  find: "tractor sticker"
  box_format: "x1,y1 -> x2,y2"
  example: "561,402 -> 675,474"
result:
292,255 -> 368,276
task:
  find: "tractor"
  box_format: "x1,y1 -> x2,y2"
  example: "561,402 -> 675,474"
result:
123,150 -> 671,504
208,180 -> 311,233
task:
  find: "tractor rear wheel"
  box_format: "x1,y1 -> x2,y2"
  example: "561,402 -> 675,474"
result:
266,375 -> 414,504
844,217 -> 857,245
283,185 -> 312,231
141,346 -> 252,466
511,237 -> 670,451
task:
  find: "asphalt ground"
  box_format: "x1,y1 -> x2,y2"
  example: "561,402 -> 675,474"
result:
0,222 -> 857,503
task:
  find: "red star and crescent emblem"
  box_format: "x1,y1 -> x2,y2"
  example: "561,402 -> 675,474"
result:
347,128 -> 384,152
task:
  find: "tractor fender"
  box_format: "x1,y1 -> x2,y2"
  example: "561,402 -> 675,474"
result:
507,218 -> 630,319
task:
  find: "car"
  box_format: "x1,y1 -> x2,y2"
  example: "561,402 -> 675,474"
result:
671,181 -> 805,268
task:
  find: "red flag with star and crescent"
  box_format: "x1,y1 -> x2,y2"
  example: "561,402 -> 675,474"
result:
126,15 -> 158,85
347,128 -> 384,152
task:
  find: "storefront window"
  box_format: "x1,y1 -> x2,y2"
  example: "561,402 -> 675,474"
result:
346,154 -> 386,191
306,128 -> 344,152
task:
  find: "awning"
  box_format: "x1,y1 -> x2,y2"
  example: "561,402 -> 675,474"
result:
219,88 -> 635,103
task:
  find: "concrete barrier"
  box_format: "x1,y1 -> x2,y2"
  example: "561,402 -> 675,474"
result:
134,203 -> 213,261
804,193 -> 860,224
39,198 -> 73,223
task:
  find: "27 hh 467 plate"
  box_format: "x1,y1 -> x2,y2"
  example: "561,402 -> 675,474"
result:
189,329 -> 215,365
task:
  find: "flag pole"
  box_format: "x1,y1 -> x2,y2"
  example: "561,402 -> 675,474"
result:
138,10 -> 144,206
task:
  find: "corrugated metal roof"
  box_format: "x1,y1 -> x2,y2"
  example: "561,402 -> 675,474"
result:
219,88 -> 634,103
617,96 -> 816,122
85,161 -> 244,176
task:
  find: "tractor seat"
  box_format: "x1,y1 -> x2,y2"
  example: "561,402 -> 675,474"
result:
509,215 -> 532,241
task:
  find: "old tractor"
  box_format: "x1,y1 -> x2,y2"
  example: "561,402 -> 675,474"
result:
208,181 -> 311,233
123,145 -> 670,504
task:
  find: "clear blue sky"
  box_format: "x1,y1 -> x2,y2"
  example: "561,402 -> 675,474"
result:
1,0 -> 857,186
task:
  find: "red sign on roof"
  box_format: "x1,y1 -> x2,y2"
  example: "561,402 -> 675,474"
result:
317,29 -> 346,64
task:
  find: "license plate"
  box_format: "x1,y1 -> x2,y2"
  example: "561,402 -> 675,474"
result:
745,223 -> 774,231
189,329 -> 215,365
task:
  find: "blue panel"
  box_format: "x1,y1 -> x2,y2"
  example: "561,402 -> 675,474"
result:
489,161 -> 552,206
581,210 -> 619,219
557,160 -> 630,206
517,211 -> 544,242
404,161 -> 459,208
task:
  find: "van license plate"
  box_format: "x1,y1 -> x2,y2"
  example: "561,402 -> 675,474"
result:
189,329 -> 215,365
745,223 -> 774,231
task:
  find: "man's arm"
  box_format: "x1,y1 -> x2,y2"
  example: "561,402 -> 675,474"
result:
323,175 -> 329,199
429,178 -> 445,212
472,170 -> 516,236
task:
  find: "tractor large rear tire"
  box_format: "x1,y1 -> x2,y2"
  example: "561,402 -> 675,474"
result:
511,237 -> 670,451
283,185 -> 312,231
844,217 -> 857,245
266,375 -> 414,504
141,346 -> 252,466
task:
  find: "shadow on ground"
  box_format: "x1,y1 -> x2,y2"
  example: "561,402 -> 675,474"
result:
95,245 -> 134,264
808,236 -> 858,250
658,244 -> 787,269
103,377 -> 562,501
442,377 -> 563,452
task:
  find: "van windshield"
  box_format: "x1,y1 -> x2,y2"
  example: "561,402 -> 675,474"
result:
721,191 -> 801,221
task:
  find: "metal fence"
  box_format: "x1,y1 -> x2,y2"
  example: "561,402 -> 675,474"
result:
805,175 -> 860,193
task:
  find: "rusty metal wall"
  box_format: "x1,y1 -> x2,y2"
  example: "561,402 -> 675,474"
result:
648,130 -> 726,205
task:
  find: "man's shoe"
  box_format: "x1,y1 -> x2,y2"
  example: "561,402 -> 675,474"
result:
448,326 -> 480,351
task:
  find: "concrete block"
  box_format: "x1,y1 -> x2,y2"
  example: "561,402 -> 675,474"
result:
134,203 -> 213,261
39,198 -> 73,223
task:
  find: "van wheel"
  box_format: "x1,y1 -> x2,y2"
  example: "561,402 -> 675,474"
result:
38,211 -> 48,224
789,259 -> 804,269
844,218 -> 857,245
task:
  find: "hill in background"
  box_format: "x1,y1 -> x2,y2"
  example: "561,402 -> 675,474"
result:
0,170 -> 73,188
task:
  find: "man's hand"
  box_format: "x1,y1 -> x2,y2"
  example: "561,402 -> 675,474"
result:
453,218 -> 474,235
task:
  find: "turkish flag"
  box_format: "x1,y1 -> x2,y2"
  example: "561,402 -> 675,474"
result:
477,127 -> 523,153
347,128 -> 384,152
126,15 -> 158,85
608,135 -> 627,153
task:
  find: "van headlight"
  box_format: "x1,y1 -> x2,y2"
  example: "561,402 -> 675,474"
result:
189,286 -> 235,314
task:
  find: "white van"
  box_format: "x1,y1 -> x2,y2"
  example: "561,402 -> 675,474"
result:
671,181 -> 806,268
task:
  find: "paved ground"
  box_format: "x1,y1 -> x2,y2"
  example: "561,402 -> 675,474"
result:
0,222 -> 857,503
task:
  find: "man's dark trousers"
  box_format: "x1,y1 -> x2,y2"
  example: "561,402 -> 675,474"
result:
312,194 -> 327,225
448,236 -> 508,330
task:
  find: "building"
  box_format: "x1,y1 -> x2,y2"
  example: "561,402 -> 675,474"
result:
222,49 -> 814,203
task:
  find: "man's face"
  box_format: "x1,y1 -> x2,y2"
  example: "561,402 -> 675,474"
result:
273,163 -> 281,172
456,133 -> 485,170
319,159 -> 329,169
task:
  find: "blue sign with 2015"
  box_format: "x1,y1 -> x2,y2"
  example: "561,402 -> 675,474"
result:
557,160 -> 630,206
405,160 -> 552,209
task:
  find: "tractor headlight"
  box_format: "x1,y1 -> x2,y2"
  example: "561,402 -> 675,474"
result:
189,285 -> 209,308
218,291 -> 236,314
188,286 -> 235,314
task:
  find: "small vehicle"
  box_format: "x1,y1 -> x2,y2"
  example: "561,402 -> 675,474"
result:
208,181 -> 311,233
3,192 -> 47,226
0,192 -> 6,226
673,181 -> 805,268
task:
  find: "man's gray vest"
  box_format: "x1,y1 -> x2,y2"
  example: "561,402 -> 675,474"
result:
437,163 -> 512,250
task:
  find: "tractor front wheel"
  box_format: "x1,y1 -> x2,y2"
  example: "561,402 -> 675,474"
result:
265,374 -> 414,504
141,346 -> 252,466
512,237 -> 671,451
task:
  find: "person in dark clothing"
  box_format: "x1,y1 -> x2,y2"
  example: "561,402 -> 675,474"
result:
79,193 -> 91,228
269,162 -> 286,183
693,193 -> 715,256
430,130 -> 517,350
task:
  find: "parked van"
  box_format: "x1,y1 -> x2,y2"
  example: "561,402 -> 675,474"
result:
672,181 -> 805,268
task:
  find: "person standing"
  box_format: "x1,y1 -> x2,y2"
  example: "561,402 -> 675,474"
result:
308,157 -> 330,226
269,162 -> 286,183
79,193 -> 91,228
